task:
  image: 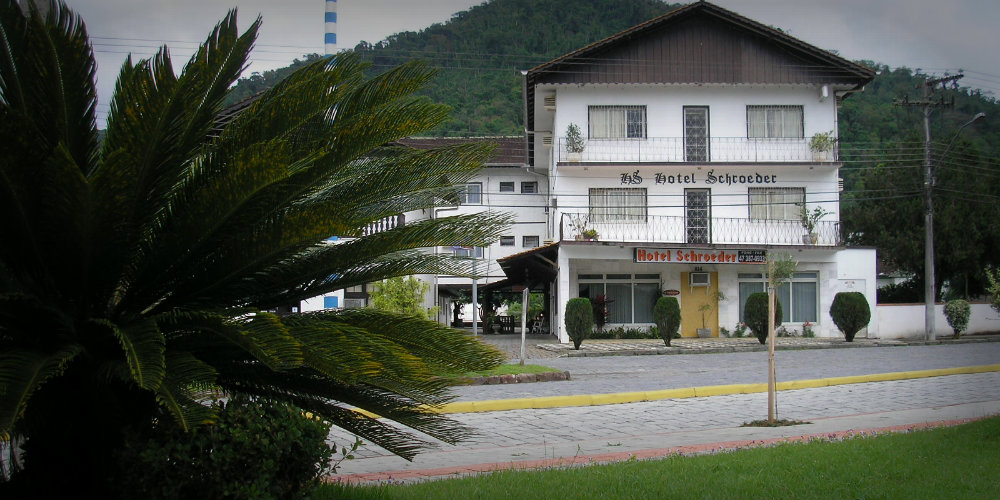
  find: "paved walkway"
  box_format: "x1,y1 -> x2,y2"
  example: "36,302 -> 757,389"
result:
328,339 -> 1000,484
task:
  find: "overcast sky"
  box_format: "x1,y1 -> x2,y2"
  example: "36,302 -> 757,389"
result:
69,0 -> 1000,127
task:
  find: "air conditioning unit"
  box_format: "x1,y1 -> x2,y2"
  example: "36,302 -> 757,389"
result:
543,94 -> 556,110
542,134 -> 553,148
689,272 -> 711,287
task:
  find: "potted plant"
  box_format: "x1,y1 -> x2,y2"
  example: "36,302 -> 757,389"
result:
799,205 -> 832,244
809,130 -> 834,161
696,290 -> 726,338
582,228 -> 599,241
565,123 -> 585,161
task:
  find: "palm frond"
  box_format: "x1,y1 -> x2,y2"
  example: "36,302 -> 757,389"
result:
90,317 -> 165,390
0,345 -> 83,435
154,351 -> 217,431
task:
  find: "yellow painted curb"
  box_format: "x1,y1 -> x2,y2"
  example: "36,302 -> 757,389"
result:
428,363 -> 1000,414
349,363 -> 1000,418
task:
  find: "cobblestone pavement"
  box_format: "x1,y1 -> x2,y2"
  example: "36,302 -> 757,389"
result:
328,371 -> 1000,477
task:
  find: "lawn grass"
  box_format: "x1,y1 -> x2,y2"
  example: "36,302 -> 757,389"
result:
432,363 -> 562,381
315,416 -> 1000,500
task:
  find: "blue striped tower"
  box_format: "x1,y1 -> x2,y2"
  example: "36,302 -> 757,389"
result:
324,0 -> 337,55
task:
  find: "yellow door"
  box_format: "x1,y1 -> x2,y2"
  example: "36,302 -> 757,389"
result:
679,272 -> 719,338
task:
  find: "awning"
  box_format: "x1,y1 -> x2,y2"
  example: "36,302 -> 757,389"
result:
485,242 -> 559,291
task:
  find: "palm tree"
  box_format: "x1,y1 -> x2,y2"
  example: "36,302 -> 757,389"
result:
0,1 -> 508,494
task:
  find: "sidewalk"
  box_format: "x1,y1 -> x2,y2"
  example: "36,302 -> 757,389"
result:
328,340 -> 1000,484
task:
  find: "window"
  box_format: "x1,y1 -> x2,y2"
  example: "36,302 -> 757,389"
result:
684,106 -> 709,161
523,235 -> 540,248
499,236 -> 515,246
738,272 -> 818,323
749,187 -> 805,220
521,181 -> 538,194
499,181 -> 514,192
578,273 -> 661,324
589,188 -> 646,223
589,105 -> 646,139
747,105 -> 803,138
458,183 -> 482,204
451,246 -> 484,258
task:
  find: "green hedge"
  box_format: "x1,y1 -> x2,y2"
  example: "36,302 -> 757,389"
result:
113,397 -> 336,500
743,292 -> 782,345
565,298 -> 594,350
653,296 -> 681,346
830,292 -> 871,342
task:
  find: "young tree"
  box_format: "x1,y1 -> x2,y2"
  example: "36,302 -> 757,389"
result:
0,3 -> 508,495
370,276 -> 437,319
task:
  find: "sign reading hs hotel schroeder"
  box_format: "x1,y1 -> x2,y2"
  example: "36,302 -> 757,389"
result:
633,248 -> 767,264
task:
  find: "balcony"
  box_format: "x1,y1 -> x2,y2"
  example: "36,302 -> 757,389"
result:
556,137 -> 837,164
560,212 -> 841,246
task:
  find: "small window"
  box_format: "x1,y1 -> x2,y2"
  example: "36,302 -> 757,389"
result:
452,246 -> 484,258
523,236 -> 540,248
579,274 -> 603,280
458,183 -> 482,205
521,181 -> 538,194
589,188 -> 647,222
747,105 -> 804,139
499,236 -> 515,246
499,181 -> 515,192
749,187 -> 805,221
589,105 -> 647,139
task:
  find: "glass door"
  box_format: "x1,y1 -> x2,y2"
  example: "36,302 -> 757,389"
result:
686,188 -> 711,244
684,106 -> 709,162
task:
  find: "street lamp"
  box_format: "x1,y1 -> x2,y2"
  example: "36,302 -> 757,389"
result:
924,112 -> 986,340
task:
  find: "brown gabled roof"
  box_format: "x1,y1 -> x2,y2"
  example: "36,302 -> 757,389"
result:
396,136 -> 526,165
527,1 -> 873,81
524,1 -> 875,132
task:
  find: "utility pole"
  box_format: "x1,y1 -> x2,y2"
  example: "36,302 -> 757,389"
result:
894,73 -> 963,341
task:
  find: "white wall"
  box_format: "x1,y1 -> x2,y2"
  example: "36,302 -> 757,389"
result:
876,302 -> 1000,339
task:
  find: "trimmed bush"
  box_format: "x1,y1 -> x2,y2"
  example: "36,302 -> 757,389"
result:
830,292 -> 871,342
743,292 -> 782,345
565,298 -> 594,350
653,296 -> 681,346
113,397 -> 336,500
944,299 -> 971,338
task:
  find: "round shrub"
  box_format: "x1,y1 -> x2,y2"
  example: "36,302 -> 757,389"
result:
743,292 -> 782,345
565,297 -> 594,350
113,397 -> 336,500
944,299 -> 971,338
653,296 -> 681,346
830,292 -> 871,342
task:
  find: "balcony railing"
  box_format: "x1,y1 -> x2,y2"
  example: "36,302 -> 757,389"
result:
556,137 -> 837,163
561,212 -> 841,246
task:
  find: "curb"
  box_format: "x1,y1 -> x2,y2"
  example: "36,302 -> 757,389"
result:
331,417 -> 984,484
429,363 -> 1000,414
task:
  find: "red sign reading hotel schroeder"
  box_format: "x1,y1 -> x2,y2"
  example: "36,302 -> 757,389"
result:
633,248 -> 766,264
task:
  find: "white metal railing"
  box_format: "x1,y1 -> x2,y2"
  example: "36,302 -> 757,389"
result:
561,212 -> 841,246
556,137 -> 837,163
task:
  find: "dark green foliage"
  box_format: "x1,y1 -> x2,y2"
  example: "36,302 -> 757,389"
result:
565,298 -> 593,350
0,4 -> 508,497
589,326 -> 659,340
830,292 -> 872,342
877,278 -> 923,303
113,397 -> 335,500
943,299 -> 971,338
653,297 -> 681,346
743,292 -> 783,345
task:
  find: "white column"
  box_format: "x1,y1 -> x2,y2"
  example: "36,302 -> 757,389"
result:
556,249 -> 571,343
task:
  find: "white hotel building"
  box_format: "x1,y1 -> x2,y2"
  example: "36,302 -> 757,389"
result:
307,2 -> 880,342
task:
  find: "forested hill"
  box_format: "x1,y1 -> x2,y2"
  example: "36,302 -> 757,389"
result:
224,0 -> 683,134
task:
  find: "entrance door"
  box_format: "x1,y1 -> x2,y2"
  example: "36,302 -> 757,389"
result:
684,106 -> 709,162
685,189 -> 711,244
680,272 -> 720,338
